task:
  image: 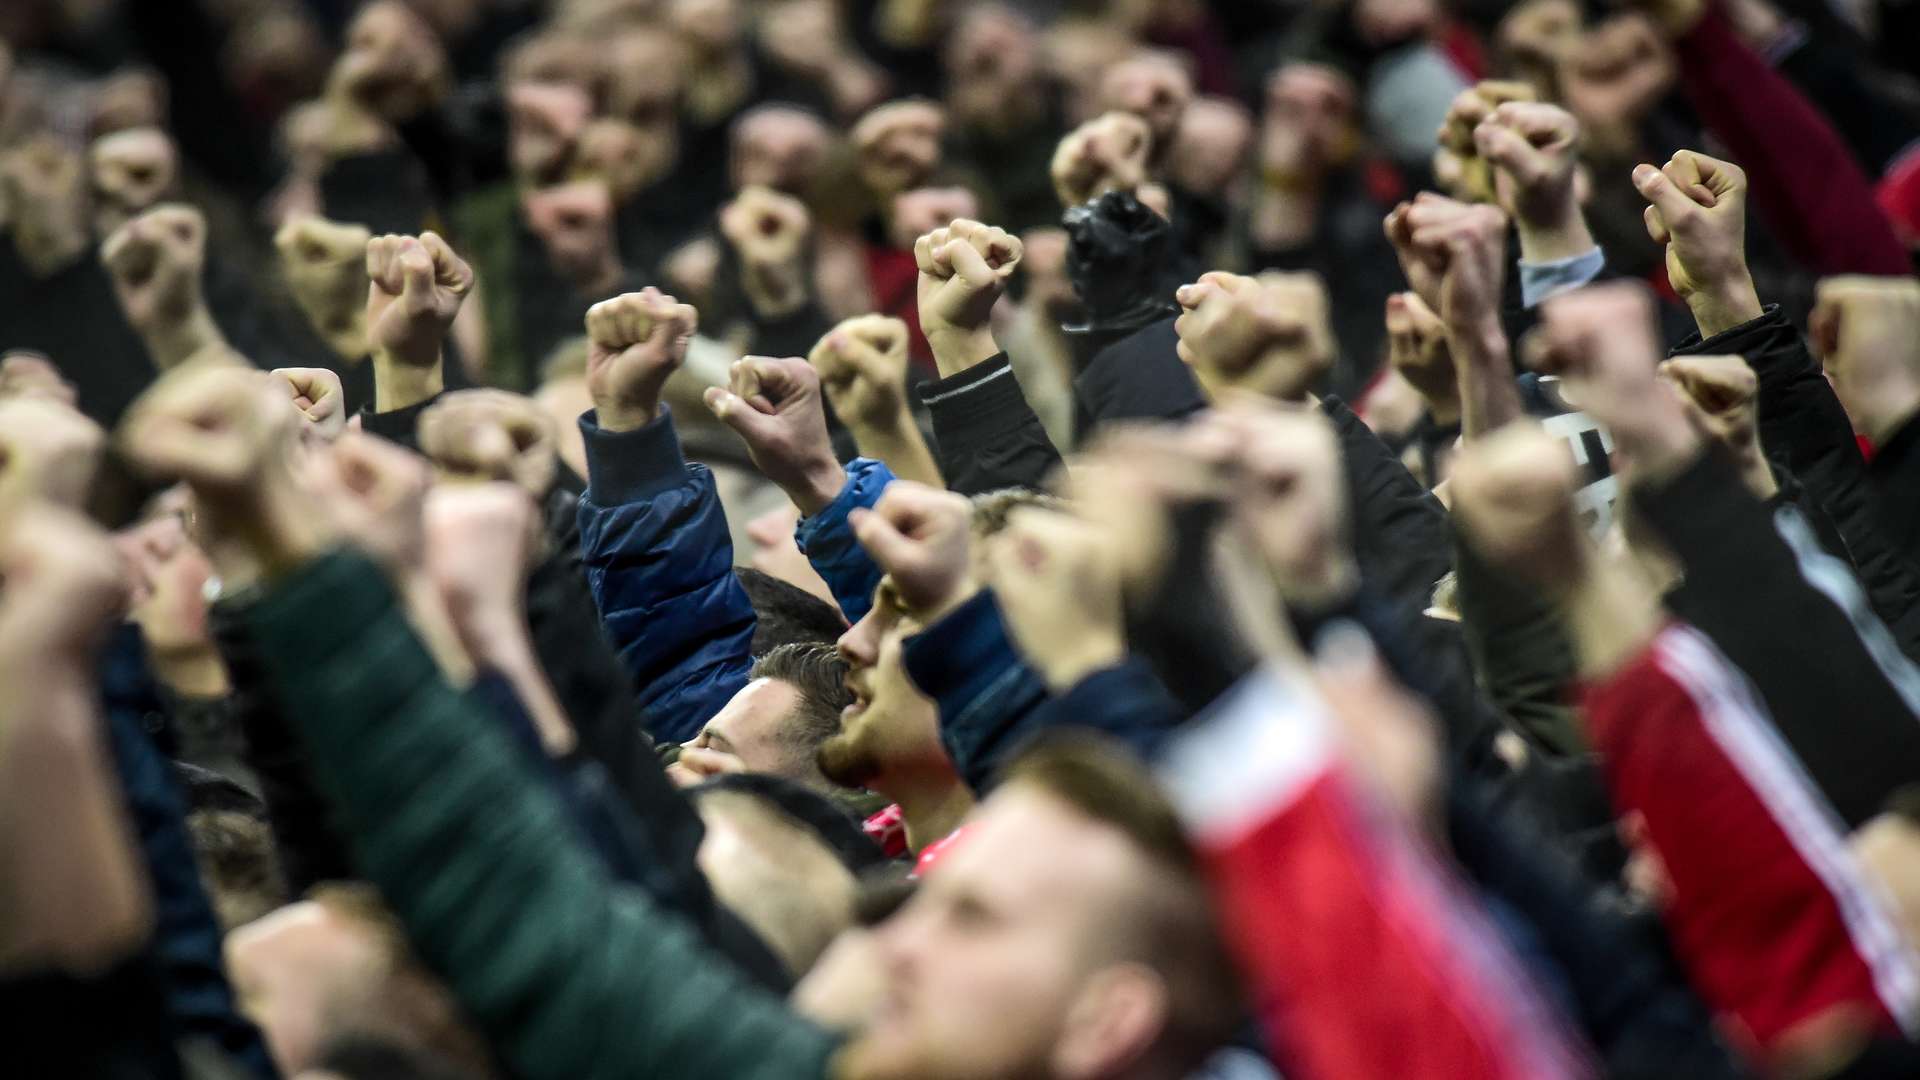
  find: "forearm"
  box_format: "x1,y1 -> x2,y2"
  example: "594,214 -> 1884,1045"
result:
463,610 -> 577,757
371,352 -> 446,413
142,308 -> 232,371
847,414 -> 943,491
1448,320 -> 1527,438
1560,555 -> 1665,681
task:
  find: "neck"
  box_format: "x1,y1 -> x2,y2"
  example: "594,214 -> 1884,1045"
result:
878,768 -> 974,854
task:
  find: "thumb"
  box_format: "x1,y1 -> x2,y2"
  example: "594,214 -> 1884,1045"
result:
1631,164 -> 1701,229
945,237 -> 997,289
848,506 -> 919,572
705,386 -> 778,445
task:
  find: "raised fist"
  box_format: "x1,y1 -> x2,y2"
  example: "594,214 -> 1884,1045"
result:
1809,275 -> 1920,446
1174,271 -> 1333,403
1448,421 -> 1587,594
0,502 -> 130,659
848,480 -> 976,622
809,315 -> 912,429
1472,102 -> 1589,260
101,203 -> 205,328
1384,291 -> 1456,414
982,504 -> 1124,691
1207,396 -> 1354,608
309,431 -> 430,574
88,127 -> 178,236
851,99 -> 946,197
1437,80 -> 1535,205
913,218 -> 1021,373
422,480 -> 541,649
1384,194 -> 1509,336
719,184 -> 812,315
0,396 -> 104,515
418,388 -> 560,496
703,355 -> 845,515
332,0 -> 448,121
1534,282 -> 1698,471
0,352 -> 76,407
365,231 -> 472,367
1099,53 -> 1193,148
1051,111 -> 1153,208
118,363 -> 300,504
507,80 -> 593,183
522,180 -> 620,292
584,287 -> 698,432
274,215 -> 371,360
268,367 -> 347,441
1633,149 -> 1760,335
1660,353 -> 1773,497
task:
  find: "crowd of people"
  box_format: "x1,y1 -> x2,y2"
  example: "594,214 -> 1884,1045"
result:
6,0 -> 1920,1076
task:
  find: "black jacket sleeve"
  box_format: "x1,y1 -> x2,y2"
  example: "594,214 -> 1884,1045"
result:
1069,318 -> 1208,444
1671,305 -> 1920,661
920,353 -> 1064,495
1641,447 -> 1920,827
1322,394 -> 1452,611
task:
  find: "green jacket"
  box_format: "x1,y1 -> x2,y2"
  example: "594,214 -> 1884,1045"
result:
244,549 -> 842,1080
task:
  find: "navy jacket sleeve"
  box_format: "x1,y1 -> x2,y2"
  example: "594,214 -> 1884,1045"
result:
794,457 -> 894,624
919,354 -> 1064,496
577,407 -> 756,744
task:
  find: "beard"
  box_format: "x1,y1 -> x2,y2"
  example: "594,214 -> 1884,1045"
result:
817,721 -> 883,789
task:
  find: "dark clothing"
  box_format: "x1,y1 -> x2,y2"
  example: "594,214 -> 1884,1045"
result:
920,353 -> 1064,497
1637,448 -> 1920,828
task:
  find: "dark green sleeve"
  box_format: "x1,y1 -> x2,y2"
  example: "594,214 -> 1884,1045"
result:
243,550 -> 840,1080
1451,535 -> 1586,758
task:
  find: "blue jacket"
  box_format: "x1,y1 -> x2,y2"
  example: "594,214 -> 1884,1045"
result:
794,456 -> 894,623
578,408 -> 760,744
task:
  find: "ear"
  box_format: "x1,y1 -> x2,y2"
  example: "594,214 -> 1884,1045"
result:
1049,963 -> 1169,1079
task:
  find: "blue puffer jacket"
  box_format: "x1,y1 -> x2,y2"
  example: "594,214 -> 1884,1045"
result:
795,457 -> 894,624
578,408 -> 759,744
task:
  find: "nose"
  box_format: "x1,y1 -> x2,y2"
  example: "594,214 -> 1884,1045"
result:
837,608 -> 880,669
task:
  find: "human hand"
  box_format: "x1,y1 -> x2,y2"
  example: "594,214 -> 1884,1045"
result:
1059,423 -> 1232,601
1533,282 -> 1700,475
1437,80 -> 1536,205
809,315 -> 913,431
1174,271 -> 1333,403
418,388 -> 560,496
1051,111 -> 1153,208
364,231 -> 472,369
1659,354 -> 1773,497
1809,275 -> 1920,446
421,480 -> 541,659
913,217 -> 1021,374
0,352 -> 76,407
274,215 -> 372,360
1386,194 -> 1509,340
703,355 -> 846,516
718,185 -> 812,317
1472,101 -> 1593,263
848,480 -> 976,622
982,505 -> 1125,691
268,367 -> 347,441
507,80 -> 594,183
851,99 -> 945,197
1632,149 -> 1761,337
331,0 -> 448,121
0,502 -> 130,662
1205,403 -> 1357,610
0,135 -> 89,276
522,181 -> 621,294
88,127 -> 178,236
1385,292 -> 1458,422
1448,421 -> 1589,595
0,396 -> 104,516
308,431 -> 430,574
101,204 -> 228,368
583,286 -> 699,432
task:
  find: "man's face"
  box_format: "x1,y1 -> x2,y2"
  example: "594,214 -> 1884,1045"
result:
732,107 -> 830,192
820,579 -> 943,789
668,676 -> 808,786
840,784 -> 1151,1080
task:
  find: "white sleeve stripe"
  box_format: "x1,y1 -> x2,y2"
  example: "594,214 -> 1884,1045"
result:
919,362 -> 1016,406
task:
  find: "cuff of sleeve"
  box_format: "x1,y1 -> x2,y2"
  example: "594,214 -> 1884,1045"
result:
902,589 -> 1017,708
358,391 -> 445,448
1519,248 -> 1605,309
795,457 -> 892,550
579,406 -> 691,505
918,354 -> 1027,432
1668,303 -> 1784,356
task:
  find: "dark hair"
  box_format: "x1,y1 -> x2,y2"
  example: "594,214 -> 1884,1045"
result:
749,641 -> 853,754
690,772 -> 889,875
968,487 -> 1064,539
186,809 -> 287,932
310,1035 -> 466,1080
735,567 -> 849,654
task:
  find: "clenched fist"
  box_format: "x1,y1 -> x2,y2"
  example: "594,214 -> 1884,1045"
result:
1206,402 -> 1356,609
851,99 -> 946,197
1471,102 -> 1591,262
1660,353 -> 1773,497
1810,275 -> 1920,446
118,363 -> 300,504
1384,292 -> 1457,421
0,352 -> 76,407
703,355 -> 845,515
848,480 -> 976,622
982,505 -> 1124,691
101,204 -> 229,369
809,315 -> 912,430
0,396 -> 104,516
1437,80 -> 1535,205
719,184 -> 812,317
1448,422 -> 1588,595
1633,149 -> 1761,337
274,215 -> 371,361
268,367 -> 347,441
1384,194 -> 1509,338
1174,271 -> 1333,403
913,218 -> 1021,374
418,388 -> 560,496
1534,282 -> 1698,476
365,231 -> 472,368
584,287 -> 698,432
1050,111 -> 1153,208
0,502 -> 130,659
88,127 -> 178,237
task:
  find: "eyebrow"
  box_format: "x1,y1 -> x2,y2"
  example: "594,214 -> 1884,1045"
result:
704,730 -> 734,753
